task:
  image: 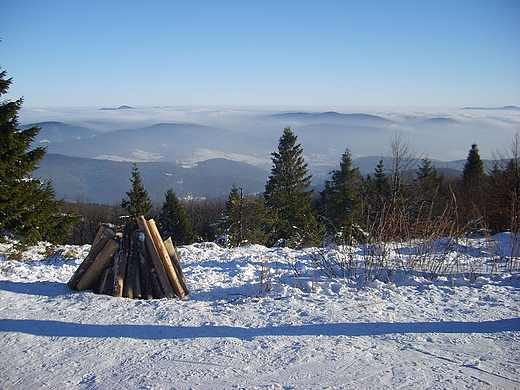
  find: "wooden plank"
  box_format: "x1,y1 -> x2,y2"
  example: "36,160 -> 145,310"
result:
76,239 -> 119,291
67,227 -> 116,290
146,219 -> 187,298
136,216 -> 175,298
164,237 -> 190,296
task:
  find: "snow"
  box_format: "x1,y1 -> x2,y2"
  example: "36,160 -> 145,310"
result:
0,235 -> 519,389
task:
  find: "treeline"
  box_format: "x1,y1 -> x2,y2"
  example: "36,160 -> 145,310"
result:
65,127 -> 520,248
2,64 -> 517,247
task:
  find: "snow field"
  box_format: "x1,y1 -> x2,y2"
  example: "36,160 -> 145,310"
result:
0,235 -> 519,389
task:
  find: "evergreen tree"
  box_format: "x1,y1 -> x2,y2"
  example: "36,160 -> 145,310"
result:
460,143 -> 487,222
216,184 -> 269,247
364,159 -> 390,220
488,159 -> 520,232
264,127 -> 321,247
373,159 -> 390,201
415,158 -> 441,206
412,157 -> 446,230
121,163 -> 153,218
0,67 -> 77,244
319,149 -> 364,242
462,143 -> 485,189
158,189 -> 196,245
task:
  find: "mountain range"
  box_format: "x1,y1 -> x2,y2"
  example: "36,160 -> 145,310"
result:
22,108 -> 515,203
35,154 -> 269,204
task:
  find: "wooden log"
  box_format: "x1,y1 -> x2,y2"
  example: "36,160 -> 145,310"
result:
92,225 -> 107,246
129,233 -> 143,299
135,231 -> 155,299
146,219 -> 187,298
77,239 -> 119,291
67,227 -> 116,290
145,248 -> 166,299
136,216 -> 175,298
101,261 -> 115,296
95,266 -> 110,295
112,223 -> 132,297
164,237 -> 190,296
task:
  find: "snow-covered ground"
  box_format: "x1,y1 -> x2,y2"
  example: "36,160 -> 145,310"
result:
1,235 -> 519,389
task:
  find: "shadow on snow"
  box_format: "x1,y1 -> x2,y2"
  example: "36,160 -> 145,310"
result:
1,318 -> 518,340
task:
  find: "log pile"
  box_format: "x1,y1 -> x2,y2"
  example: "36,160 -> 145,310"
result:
67,216 -> 189,299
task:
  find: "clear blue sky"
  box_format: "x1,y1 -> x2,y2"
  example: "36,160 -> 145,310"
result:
1,0 -> 519,108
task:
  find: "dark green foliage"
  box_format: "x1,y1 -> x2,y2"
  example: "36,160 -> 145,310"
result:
488,159 -> 520,232
121,163 -> 153,219
0,67 -> 77,244
264,127 -> 322,247
216,184 -> 269,247
158,189 -> 196,245
462,144 -> 486,189
319,149 -> 364,242
414,158 -> 442,211
460,143 -> 488,222
363,159 -> 391,231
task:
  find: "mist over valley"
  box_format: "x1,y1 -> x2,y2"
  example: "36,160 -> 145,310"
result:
22,106 -> 519,203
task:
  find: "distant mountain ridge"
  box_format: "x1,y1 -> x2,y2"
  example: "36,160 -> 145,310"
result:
21,121 -> 98,143
22,106 -> 515,195
100,105 -> 135,110
34,153 -> 480,205
462,105 -> 520,110
267,111 -> 394,126
35,154 -> 269,204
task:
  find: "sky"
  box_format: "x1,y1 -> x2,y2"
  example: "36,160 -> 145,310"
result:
1,0 -> 519,108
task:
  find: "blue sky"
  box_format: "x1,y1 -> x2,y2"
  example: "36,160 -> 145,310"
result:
1,0 -> 519,108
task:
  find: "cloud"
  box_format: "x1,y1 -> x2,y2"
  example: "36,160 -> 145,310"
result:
18,106 -> 518,161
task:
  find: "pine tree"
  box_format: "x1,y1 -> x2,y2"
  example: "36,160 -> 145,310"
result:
412,157 -> 447,230
264,127 -> 321,247
319,149 -> 364,242
121,163 -> 153,219
0,67 -> 77,244
460,143 -> 487,222
462,144 -> 485,189
216,184 -> 270,247
415,158 -> 441,205
373,159 -> 390,201
158,189 -> 196,245
361,159 -> 394,238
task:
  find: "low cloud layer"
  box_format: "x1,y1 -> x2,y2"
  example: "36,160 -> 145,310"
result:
19,105 -> 520,162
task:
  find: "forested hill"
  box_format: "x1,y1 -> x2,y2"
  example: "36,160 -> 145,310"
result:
35,154 -> 269,204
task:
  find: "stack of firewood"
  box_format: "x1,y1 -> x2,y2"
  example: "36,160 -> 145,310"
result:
67,216 -> 189,299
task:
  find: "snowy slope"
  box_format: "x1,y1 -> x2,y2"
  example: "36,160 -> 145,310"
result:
0,236 -> 519,389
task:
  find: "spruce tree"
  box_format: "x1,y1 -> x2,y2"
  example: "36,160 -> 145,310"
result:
373,159 -> 390,200
121,163 -> 153,218
413,157 -> 445,227
264,127 -> 321,247
0,67 -> 77,244
158,189 -> 196,245
462,143 -> 485,189
362,159 -> 391,236
460,143 -> 488,223
217,184 -> 269,247
319,149 -> 363,241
